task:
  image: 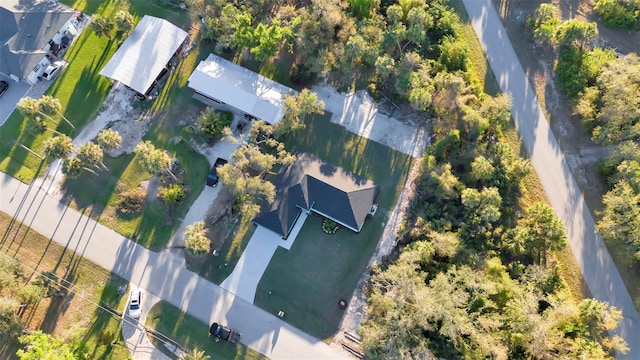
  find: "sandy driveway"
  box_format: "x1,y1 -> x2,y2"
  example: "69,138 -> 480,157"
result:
312,85 -> 427,159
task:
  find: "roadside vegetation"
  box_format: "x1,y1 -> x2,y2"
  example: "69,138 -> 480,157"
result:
0,212 -> 130,359
527,2 -> 640,311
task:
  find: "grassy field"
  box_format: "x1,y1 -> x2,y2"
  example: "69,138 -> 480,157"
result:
251,114 -> 413,339
0,212 -> 131,359
146,301 -> 265,360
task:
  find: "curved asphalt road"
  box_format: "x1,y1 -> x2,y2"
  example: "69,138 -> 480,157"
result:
0,172 -> 343,359
461,1 -> 640,358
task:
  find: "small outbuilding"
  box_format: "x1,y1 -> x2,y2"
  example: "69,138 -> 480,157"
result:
187,53 -> 297,124
253,151 -> 380,239
99,15 -> 188,95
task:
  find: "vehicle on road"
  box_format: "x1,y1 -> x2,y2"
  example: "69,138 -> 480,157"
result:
42,61 -> 64,81
129,289 -> 142,318
209,322 -> 240,344
206,158 -> 228,186
0,81 -> 8,97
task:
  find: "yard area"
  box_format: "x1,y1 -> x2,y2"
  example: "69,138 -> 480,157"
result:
0,212 -> 131,359
252,114 -> 413,340
146,301 -> 265,360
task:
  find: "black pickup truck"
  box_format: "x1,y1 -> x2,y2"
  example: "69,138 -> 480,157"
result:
209,322 -> 241,344
206,158 -> 228,186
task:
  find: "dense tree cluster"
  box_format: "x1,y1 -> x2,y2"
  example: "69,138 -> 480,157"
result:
191,0 -> 472,112
360,88 -> 628,358
357,5 -> 626,351
594,0 -> 640,30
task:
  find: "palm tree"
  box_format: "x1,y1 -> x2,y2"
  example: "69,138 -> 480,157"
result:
90,14 -> 115,40
77,142 -> 107,170
115,10 -> 134,35
39,96 -> 75,129
17,97 -> 59,127
184,221 -> 210,257
96,129 -> 122,150
183,348 -> 210,360
62,157 -> 97,178
134,141 -> 176,179
27,117 -> 62,136
42,135 -> 74,160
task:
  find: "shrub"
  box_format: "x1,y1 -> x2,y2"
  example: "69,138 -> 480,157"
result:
594,0 -> 640,30
198,109 -> 233,139
184,221 -> 210,257
117,188 -> 146,214
322,218 -> 339,234
158,183 -> 185,204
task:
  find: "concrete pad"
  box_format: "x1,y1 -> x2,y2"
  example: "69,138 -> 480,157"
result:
220,212 -> 308,303
0,75 -> 31,126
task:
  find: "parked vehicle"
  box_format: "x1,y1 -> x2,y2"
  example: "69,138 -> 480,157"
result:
206,158 -> 228,186
42,61 -> 64,80
0,81 -> 8,97
209,322 -> 240,344
128,289 -> 142,318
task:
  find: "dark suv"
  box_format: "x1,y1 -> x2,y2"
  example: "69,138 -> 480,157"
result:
207,158 -> 228,186
0,81 -> 8,97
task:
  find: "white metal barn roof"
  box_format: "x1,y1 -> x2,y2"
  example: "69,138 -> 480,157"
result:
187,54 -> 297,124
99,15 -> 188,94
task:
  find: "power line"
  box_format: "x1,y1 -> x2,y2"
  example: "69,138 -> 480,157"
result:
0,241 -> 192,356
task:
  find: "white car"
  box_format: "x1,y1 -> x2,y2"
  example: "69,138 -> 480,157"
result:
128,289 -> 142,318
42,61 -> 64,81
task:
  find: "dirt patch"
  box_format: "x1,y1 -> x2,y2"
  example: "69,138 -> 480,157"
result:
204,188 -> 236,252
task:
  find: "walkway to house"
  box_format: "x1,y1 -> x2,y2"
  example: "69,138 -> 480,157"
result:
220,212 -> 308,303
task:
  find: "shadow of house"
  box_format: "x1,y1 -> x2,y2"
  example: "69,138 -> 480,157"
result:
0,0 -> 78,83
254,150 -> 379,239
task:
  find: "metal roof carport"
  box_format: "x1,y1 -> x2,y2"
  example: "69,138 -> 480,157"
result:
99,15 -> 188,95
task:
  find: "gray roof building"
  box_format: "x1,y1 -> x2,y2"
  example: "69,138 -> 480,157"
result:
0,0 -> 73,79
254,151 -> 379,239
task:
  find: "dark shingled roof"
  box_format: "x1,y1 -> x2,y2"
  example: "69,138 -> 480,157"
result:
0,2 -> 73,79
253,151 -> 379,239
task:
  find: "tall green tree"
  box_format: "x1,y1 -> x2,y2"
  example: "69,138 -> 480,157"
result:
275,89 -> 325,138
16,330 -> 78,360
115,10 -> 134,35
89,14 -> 115,40
17,97 -> 59,127
598,181 -> 640,260
508,202 -> 567,265
76,142 -> 106,170
96,129 -> 122,150
556,19 -> 598,51
134,141 -> 176,180
42,135 -> 74,160
39,96 -> 75,129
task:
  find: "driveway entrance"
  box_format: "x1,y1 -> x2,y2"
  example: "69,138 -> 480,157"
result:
0,75 -> 31,126
220,212 -> 308,303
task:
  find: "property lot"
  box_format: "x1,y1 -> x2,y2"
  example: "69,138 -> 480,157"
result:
251,114 -> 413,340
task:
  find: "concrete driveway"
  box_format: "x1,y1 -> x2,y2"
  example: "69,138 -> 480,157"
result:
462,0 -> 640,357
0,75 -> 31,126
121,288 -> 172,360
220,212 -> 308,303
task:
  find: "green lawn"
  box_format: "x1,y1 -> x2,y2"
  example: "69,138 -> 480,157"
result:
146,301 -> 266,360
0,212 -> 130,359
187,216 -> 257,285
253,114 -> 413,339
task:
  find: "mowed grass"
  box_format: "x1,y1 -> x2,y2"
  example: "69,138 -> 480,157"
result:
0,212 -> 130,359
146,301 -> 266,360
253,114 -> 413,339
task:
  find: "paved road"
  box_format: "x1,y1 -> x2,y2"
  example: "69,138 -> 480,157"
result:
0,172 -> 343,359
461,0 -> 640,358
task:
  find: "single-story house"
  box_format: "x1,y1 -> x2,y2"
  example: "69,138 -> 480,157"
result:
253,151 -> 380,239
0,0 -> 79,83
99,15 -> 188,95
187,53 -> 297,124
